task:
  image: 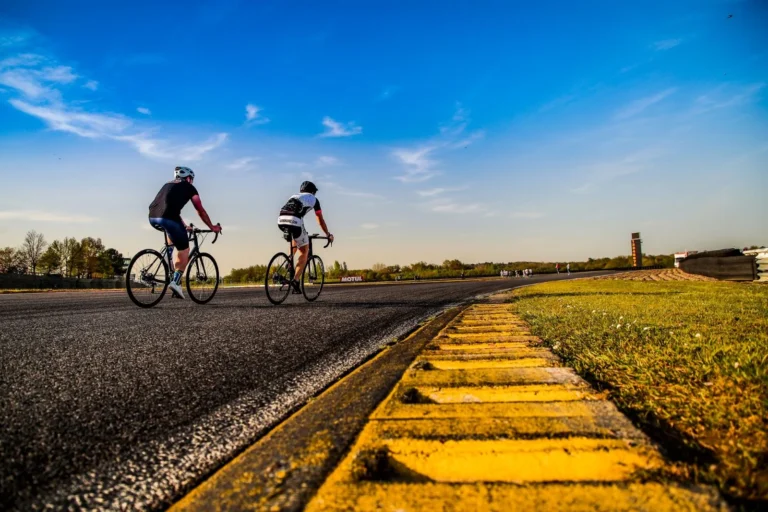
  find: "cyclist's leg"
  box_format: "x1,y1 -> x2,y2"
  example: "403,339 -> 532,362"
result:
293,225 -> 310,282
150,217 -> 189,288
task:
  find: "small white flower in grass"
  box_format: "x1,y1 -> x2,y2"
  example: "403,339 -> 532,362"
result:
553,343 -> 561,350
695,333 -> 702,338
616,324 -> 622,329
619,316 -> 623,320
734,362 -> 740,369
643,327 -> 650,331
669,331 -> 674,335
592,310 -> 596,314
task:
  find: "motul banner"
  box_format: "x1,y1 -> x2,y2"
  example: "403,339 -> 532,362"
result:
340,276 -> 364,282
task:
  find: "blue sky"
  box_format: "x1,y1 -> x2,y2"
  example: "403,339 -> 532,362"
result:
1,0 -> 766,273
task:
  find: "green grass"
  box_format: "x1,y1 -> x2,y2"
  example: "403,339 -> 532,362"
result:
508,279 -> 768,504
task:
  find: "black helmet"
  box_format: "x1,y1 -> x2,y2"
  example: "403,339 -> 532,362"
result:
300,181 -> 318,194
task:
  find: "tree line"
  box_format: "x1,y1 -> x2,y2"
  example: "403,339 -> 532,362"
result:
225,254 -> 675,283
0,230 -> 125,278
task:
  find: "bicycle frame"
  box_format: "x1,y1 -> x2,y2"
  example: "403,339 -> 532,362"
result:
285,234 -> 332,270
142,227 -> 218,286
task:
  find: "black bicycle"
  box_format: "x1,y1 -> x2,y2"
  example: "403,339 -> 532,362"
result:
126,224 -> 222,308
265,234 -> 332,305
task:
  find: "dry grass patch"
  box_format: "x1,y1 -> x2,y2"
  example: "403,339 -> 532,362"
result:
507,279 -> 768,504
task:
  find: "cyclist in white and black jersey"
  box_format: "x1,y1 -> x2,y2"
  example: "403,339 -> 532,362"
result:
277,181 -> 334,292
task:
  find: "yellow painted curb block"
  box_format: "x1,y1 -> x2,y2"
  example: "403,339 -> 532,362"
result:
306,302 -> 725,511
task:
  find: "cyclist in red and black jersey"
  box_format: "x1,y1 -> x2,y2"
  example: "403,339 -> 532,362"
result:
148,166 -> 222,299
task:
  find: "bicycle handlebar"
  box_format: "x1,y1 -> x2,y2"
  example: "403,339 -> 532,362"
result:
310,233 -> 333,248
189,223 -> 222,244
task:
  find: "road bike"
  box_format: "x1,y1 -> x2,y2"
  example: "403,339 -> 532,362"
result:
265,233 -> 332,305
126,224 -> 222,308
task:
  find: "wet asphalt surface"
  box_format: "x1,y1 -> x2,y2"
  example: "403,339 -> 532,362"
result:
0,274 -> 602,510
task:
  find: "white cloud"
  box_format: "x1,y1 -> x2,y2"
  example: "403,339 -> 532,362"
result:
361,223 -> 379,230
694,83 -> 765,114
2,45 -> 228,162
417,187 -> 448,197
83,80 -> 99,91
417,186 -> 465,197
652,39 -> 682,51
245,103 -> 269,125
393,105 -> 483,183
615,88 -> 677,119
137,107 -> 151,115
9,99 -> 131,138
431,202 -> 484,214
315,155 -> 339,167
226,156 -> 258,170
0,210 -> 96,223
320,116 -> 362,137
117,132 -> 228,161
394,171 -> 440,183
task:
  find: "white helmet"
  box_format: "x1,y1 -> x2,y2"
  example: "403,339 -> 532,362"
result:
174,166 -> 195,179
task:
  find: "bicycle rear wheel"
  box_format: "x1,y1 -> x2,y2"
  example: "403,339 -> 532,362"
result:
301,255 -> 325,301
265,252 -> 293,305
186,252 -> 219,304
126,249 -> 169,308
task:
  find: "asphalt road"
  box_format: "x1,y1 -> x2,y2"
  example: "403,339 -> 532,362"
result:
0,274 -> 603,510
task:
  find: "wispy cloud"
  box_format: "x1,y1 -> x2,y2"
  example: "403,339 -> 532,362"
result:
377,86 -> 399,101
315,155 -> 339,167
117,133 -> 228,161
652,39 -> 682,51
569,147 -> 665,194
393,105 -> 483,183
9,99 -> 131,138
431,202 -> 484,214
245,103 -> 269,125
694,83 -> 765,114
539,94 -> 576,113
137,107 -> 151,115
615,88 -> 677,119
320,116 -> 362,137
0,210 -> 96,223
361,223 -> 379,230
1,43 -> 227,161
83,80 -> 98,91
417,187 -> 465,197
226,156 -> 258,171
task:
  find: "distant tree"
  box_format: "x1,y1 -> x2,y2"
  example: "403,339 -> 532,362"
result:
21,230 -> 47,275
99,248 -> 125,277
62,237 -> 81,277
39,241 -> 64,274
343,261 -> 348,272
79,237 -> 105,278
371,262 -> 386,272
0,247 -> 21,273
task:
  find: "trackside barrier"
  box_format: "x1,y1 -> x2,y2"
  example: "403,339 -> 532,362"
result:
340,276 -> 364,282
744,248 -> 768,283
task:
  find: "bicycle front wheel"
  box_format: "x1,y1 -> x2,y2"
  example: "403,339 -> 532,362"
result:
265,252 -> 292,305
126,249 -> 169,308
302,255 -> 325,301
186,252 -> 220,304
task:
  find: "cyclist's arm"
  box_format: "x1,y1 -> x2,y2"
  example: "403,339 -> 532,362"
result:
190,195 -> 217,231
315,211 -> 332,238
